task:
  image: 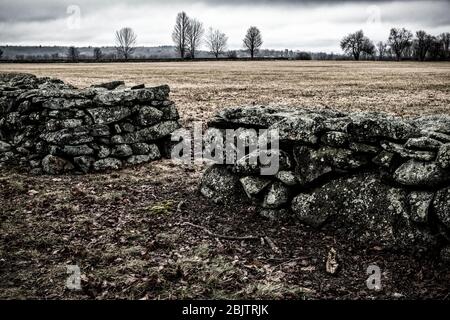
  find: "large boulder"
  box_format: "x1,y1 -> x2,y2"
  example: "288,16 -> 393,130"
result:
394,160 -> 448,187
42,155 -> 74,174
291,174 -> 433,249
200,165 -> 243,204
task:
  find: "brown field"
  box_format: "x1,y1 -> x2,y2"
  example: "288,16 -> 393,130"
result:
1,61 -> 450,127
1,61 -> 450,300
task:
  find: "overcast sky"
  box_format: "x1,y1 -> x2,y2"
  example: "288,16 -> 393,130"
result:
0,0 -> 449,52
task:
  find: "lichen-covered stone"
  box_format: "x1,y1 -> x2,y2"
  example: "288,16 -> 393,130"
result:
320,131 -> 348,147
136,106 -> 163,126
407,191 -> 434,223
293,146 -> 367,185
111,144 -> 133,158
394,160 -> 448,187
93,158 -> 122,171
239,176 -> 272,198
433,188 -> 450,229
42,154 -> 74,174
437,143 -> 450,169
276,171 -> 298,186
87,106 -> 131,125
262,182 -> 290,208
0,73 -> 179,174
292,174 -> 431,248
381,141 -> 435,161
200,165 -> 242,204
405,137 -> 442,151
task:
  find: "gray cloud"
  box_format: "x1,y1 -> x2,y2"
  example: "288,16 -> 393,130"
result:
0,0 -> 449,52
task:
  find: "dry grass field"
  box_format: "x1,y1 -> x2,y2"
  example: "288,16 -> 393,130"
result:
1,61 -> 450,127
1,61 -> 450,300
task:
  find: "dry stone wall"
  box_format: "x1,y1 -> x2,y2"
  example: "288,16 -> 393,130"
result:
201,105 -> 450,258
0,73 -> 180,174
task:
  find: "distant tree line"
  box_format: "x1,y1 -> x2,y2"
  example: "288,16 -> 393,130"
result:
341,28 -> 450,61
1,16 -> 449,62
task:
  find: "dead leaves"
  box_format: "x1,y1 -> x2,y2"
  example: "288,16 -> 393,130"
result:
326,248 -> 339,275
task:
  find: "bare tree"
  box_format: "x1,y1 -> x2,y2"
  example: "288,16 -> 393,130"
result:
413,30 -> 433,61
67,46 -> 79,62
206,28 -> 228,58
439,32 -> 450,59
172,11 -> 190,59
243,26 -> 263,59
186,18 -> 204,59
115,27 -> 137,60
340,30 -> 374,61
388,28 -> 413,61
377,41 -> 387,60
93,47 -> 103,61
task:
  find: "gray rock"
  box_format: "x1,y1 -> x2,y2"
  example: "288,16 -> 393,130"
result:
111,144 -> 133,158
347,113 -> 418,141
239,176 -> 272,198
60,119 -> 83,129
62,145 -> 94,156
131,84 -> 145,90
437,143 -> 450,169
87,106 -> 131,124
42,98 -> 91,110
92,80 -> 125,90
42,154 -> 74,174
276,170 -> 298,186
114,124 -> 122,134
407,191 -> 434,223
259,208 -> 290,220
433,188 -> 450,229
110,135 -> 125,144
134,121 -> 180,142
263,182 -> 290,208
291,174 -> 432,248
98,145 -> 111,159
127,155 -> 151,165
293,146 -> 367,185
349,142 -> 380,154
372,151 -> 396,168
136,106 -> 163,126
93,158 -> 122,171
159,103 -> 180,120
131,142 -> 152,155
413,114 -> 450,134
40,128 -> 93,145
405,137 -> 442,151
381,141 -> 436,161
0,141 -> 11,152
394,160 -> 448,187
90,124 -> 110,137
234,149 -> 291,176
320,131 -> 348,147
121,122 -> 135,133
270,115 -> 321,144
200,165 -> 242,204
440,246 -> 450,263
421,130 -> 450,143
73,156 -> 95,173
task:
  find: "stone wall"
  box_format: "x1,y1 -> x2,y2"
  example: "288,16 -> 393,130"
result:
0,73 -> 180,174
200,105 -> 450,258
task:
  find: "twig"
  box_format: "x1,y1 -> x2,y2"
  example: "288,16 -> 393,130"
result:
176,201 -> 185,213
180,222 -> 259,241
264,236 -> 281,254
